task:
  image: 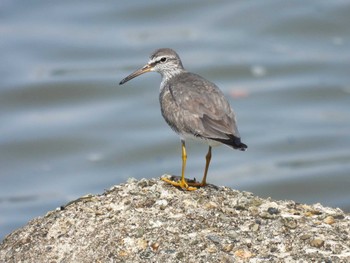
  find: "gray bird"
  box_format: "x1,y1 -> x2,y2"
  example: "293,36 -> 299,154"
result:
119,48 -> 247,190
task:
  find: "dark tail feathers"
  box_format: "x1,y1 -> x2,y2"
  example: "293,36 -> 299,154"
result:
210,135 -> 247,151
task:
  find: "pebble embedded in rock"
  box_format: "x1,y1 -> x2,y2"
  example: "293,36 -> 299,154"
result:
310,238 -> 325,248
323,216 -> 335,225
234,249 -> 253,259
207,234 -> 221,244
283,218 -> 298,229
300,234 -> 311,240
267,207 -> 279,215
222,243 -> 234,253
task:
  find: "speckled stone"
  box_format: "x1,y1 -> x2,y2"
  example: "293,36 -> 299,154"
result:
1,178 -> 349,263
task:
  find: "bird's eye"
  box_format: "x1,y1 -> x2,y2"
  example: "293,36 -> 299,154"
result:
160,57 -> 167,62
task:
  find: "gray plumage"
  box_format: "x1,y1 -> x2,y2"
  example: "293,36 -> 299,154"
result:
150,48 -> 246,150
119,48 -> 247,190
159,71 -> 245,149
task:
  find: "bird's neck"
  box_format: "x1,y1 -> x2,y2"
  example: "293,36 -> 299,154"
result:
159,69 -> 184,92
160,68 -> 185,82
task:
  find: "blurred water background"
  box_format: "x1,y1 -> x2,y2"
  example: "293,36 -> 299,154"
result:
1,0 -> 350,240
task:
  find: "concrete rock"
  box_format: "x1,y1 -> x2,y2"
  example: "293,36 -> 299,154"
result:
1,178 -> 349,262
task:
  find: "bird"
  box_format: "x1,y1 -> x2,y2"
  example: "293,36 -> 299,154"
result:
119,48 -> 247,191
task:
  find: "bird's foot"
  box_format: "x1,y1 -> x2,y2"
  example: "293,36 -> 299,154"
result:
161,175 -> 197,191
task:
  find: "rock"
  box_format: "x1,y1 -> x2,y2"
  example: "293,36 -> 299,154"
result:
234,249 -> 253,259
267,207 -> 280,215
310,238 -> 325,248
323,215 -> 335,225
1,177 -> 350,262
300,234 -> 312,240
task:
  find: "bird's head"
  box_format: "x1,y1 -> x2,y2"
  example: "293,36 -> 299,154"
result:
119,48 -> 184,85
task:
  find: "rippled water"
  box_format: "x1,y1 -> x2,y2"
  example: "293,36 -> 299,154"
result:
1,0 -> 350,240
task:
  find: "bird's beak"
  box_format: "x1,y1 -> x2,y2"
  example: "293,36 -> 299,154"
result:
119,63 -> 153,85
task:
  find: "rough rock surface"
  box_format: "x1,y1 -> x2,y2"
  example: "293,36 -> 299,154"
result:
1,177 -> 349,262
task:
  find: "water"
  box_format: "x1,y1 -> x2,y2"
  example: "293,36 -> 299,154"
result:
1,0 -> 350,240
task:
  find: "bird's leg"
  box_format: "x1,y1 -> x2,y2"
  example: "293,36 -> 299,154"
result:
188,146 -> 211,187
180,140 -> 188,186
161,140 -> 197,191
201,146 -> 212,186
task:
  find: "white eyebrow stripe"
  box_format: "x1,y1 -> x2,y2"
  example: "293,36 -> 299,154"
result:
149,55 -> 176,64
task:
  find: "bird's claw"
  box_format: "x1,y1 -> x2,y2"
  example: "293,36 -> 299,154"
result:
161,176 -> 198,191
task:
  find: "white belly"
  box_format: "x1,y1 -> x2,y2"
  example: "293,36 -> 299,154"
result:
180,133 -> 222,147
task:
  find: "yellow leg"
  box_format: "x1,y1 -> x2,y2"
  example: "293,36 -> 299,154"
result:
187,146 -> 211,187
202,146 -> 212,186
161,140 -> 197,191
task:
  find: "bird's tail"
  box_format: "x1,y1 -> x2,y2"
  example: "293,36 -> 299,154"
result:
233,141 -> 248,151
210,135 -> 247,151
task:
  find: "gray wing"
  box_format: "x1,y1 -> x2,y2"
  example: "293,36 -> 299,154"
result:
164,72 -> 240,140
